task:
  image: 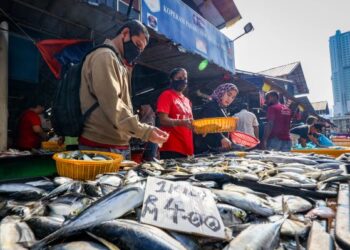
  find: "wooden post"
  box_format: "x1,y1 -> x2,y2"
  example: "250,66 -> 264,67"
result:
0,21 -> 9,151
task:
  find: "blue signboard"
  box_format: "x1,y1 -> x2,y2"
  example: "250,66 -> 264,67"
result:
141,0 -> 235,73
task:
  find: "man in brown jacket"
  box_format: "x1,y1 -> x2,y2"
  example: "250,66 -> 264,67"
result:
79,20 -> 168,158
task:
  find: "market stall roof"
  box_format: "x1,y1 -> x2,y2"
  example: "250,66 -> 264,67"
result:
0,0 -> 232,80
296,96 -> 315,113
312,101 -> 330,114
181,0 -> 242,29
235,69 -> 294,90
259,62 -> 310,95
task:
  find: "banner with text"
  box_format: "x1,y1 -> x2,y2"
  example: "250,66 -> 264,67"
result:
142,0 -> 235,73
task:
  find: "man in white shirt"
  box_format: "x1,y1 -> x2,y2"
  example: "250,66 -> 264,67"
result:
234,103 -> 259,138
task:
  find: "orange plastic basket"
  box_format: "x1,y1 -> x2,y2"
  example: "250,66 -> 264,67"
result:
192,117 -> 238,134
230,131 -> 260,148
41,141 -> 66,152
53,151 -> 123,180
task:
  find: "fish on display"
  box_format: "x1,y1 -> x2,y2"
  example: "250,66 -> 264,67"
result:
31,185 -> 145,249
0,149 -> 344,249
50,241 -> 111,250
223,219 -> 285,250
213,189 -> 275,217
57,151 -> 113,161
48,193 -> 93,218
89,219 -> 187,250
26,216 -> 64,239
217,203 -> 247,226
0,215 -> 36,249
0,183 -> 47,200
268,195 -> 313,214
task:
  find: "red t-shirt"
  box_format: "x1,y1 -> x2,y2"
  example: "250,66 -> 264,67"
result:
157,89 -> 194,156
267,103 -> 291,141
17,110 -> 42,149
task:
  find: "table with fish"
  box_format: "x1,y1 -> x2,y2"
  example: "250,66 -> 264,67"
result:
1,150 -> 350,249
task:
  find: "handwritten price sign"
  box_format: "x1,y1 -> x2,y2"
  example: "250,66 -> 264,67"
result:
140,176 -> 226,239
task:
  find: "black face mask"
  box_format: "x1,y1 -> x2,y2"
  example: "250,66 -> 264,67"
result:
171,79 -> 188,92
123,39 -> 141,65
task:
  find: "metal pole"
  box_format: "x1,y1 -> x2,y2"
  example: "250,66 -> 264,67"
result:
0,21 -> 9,151
126,0 -> 135,18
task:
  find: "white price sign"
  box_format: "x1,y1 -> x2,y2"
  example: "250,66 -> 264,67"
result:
140,176 -> 226,239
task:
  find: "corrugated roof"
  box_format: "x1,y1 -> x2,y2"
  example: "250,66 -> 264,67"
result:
259,62 -> 300,77
259,62 -> 309,95
312,101 -> 329,112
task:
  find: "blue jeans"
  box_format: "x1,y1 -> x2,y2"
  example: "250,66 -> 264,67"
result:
78,145 -> 130,160
267,137 -> 292,152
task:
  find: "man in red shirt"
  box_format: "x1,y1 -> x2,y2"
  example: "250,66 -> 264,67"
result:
17,101 -> 48,150
262,91 -> 292,152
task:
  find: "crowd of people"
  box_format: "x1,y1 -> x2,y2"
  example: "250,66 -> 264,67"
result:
15,20 -> 331,160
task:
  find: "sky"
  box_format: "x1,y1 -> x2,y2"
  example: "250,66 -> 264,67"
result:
222,0 -> 350,109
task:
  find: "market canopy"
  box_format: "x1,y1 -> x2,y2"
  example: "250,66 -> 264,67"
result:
181,0 -> 241,29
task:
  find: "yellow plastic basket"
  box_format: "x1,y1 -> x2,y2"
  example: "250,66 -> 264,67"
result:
53,151 -> 123,180
192,117 -> 238,134
41,141 -> 66,152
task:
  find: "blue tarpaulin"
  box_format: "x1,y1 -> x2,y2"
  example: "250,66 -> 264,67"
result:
141,0 -> 235,73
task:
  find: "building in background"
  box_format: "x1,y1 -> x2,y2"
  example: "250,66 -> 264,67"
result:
329,30 -> 350,116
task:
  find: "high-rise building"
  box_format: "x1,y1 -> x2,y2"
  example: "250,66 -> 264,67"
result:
329,30 -> 350,116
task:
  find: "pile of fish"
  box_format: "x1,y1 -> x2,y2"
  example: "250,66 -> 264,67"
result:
0,150 -> 341,250
57,151 -> 113,161
155,150 -> 349,194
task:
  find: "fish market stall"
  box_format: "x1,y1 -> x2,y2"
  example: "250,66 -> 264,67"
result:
0,150 -> 347,249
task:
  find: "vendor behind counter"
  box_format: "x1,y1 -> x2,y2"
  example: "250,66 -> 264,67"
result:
16,100 -> 49,150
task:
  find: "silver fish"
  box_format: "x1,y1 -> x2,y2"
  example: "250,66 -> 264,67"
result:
26,216 -> 64,240
217,203 -> 247,226
54,177 -> 74,186
269,215 -> 311,237
223,219 -> 284,250
261,177 -> 302,188
168,231 -> 201,250
268,195 -> 312,214
233,172 -> 259,181
97,175 -> 123,188
50,241 -> 110,250
48,194 -> 93,218
89,219 -> 186,250
0,183 -> 47,200
318,169 -> 343,181
213,189 -> 274,217
319,174 -> 350,184
0,216 -> 36,249
32,185 -> 145,249
275,172 -> 316,184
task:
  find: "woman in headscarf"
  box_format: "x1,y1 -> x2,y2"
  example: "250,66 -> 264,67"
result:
196,83 -> 239,153
156,68 -> 193,159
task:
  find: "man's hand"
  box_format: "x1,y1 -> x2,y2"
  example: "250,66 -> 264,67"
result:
148,128 -> 169,145
221,137 -> 232,150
